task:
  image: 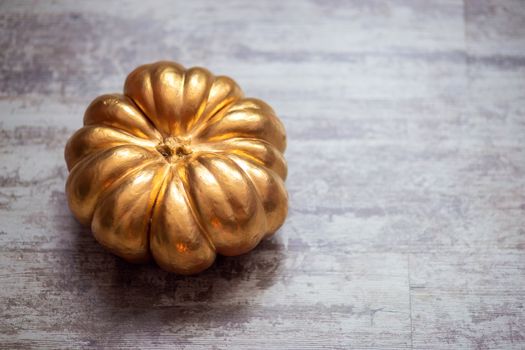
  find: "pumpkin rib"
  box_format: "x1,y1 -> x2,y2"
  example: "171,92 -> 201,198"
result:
144,162 -> 172,261
194,137 -> 287,180
66,145 -> 105,175
182,68 -> 214,133
66,145 -> 162,226
227,98 -> 275,114
90,158 -> 165,216
124,63 -> 168,137
81,123 -> 160,143
214,152 -> 269,235
214,149 -> 286,183
223,149 -> 286,185
184,155 -> 238,254
65,125 -> 158,170
226,154 -> 288,237
66,138 -> 152,175
211,152 -> 268,212
186,76 -> 244,137
125,61 -> 191,137
149,166 -> 216,274
193,97 -> 277,135
124,89 -> 165,139
175,159 -> 217,253
188,153 -> 267,255
190,106 -> 286,152
187,91 -> 242,138
90,161 -> 169,263
126,96 -> 163,140
188,105 -> 256,137
150,69 -> 165,135
83,93 -> 162,141
174,65 -> 186,135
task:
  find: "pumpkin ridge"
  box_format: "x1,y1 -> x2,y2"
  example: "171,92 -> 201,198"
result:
89,158 -> 165,220
150,69 -> 164,135
190,103 -> 286,152
124,94 -> 165,139
175,160 -> 217,253
85,123 -> 159,143
83,94 -> 162,141
194,137 -> 287,180
65,125 -> 159,170
66,145 -> 162,225
222,151 -> 286,183
124,97 -> 163,140
213,152 -> 269,237
66,144 -> 107,174
145,163 -> 172,258
186,75 -> 243,136
183,68 -> 214,133
148,167 -> 216,274
68,144 -> 158,177
225,151 -> 287,189
89,160 -> 167,262
124,63 -> 170,138
174,66 -> 186,135
187,92 -> 242,137
225,154 -> 288,237
192,154 -> 267,255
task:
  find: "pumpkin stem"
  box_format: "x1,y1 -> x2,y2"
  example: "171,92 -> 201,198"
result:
156,138 -> 192,162
155,144 -> 173,160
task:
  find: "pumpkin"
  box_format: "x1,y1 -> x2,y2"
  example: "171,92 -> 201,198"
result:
64,61 -> 288,274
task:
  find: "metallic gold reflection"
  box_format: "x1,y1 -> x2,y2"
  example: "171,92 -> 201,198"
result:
65,61 -> 288,274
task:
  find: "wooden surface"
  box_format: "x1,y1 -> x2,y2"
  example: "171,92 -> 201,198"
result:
1,1 -> 524,349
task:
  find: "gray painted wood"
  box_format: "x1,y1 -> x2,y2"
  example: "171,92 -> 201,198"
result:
1,0 -> 524,349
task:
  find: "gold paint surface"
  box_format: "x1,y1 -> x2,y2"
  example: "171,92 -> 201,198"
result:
65,61 -> 288,274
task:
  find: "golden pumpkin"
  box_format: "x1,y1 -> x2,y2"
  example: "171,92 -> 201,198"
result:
64,61 -> 288,274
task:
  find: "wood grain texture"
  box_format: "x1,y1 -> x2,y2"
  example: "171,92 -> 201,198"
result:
1,0 -> 524,349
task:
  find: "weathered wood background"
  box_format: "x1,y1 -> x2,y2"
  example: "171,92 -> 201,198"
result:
1,1 -> 524,349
